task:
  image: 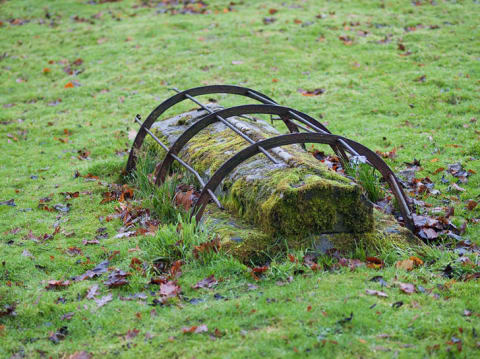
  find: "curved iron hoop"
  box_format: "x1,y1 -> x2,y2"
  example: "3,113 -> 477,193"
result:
154,104 -> 334,185
191,132 -> 415,231
126,85 -> 328,173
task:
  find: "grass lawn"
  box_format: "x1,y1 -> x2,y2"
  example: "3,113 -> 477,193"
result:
1,0 -> 479,358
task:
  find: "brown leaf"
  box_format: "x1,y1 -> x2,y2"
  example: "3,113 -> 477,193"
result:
418,228 -> 439,240
365,289 -> 388,298
48,326 -> 68,344
94,294 -> 112,308
182,324 -> 208,334
338,258 -> 365,271
0,304 -> 16,317
61,312 -> 75,321
451,183 -> 466,192
414,75 -> 426,83
366,257 -> 384,269
73,260 -> 109,281
395,259 -> 415,271
339,35 -> 353,45
104,269 -> 130,288
466,200 -> 478,211
174,187 -> 200,211
192,274 -> 218,289
159,281 -> 181,298
169,260 -> 183,279
398,282 -> 415,294
86,284 -> 99,299
376,148 -> 397,159
68,352 -> 92,359
124,328 -> 140,340
46,280 -> 71,290
130,257 -> 142,272
298,88 -> 326,97
252,265 -> 269,273
192,236 -> 221,259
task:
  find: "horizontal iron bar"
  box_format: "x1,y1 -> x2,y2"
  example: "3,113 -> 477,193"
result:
171,88 -> 280,165
134,115 -> 223,210
134,115 -> 169,152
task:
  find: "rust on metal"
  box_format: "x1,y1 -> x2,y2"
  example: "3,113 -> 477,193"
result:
126,85 -> 415,231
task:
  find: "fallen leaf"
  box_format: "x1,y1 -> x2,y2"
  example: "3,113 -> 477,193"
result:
192,274 -> 218,289
182,324 -> 208,334
366,257 -> 384,269
68,352 -> 92,359
398,282 -> 415,294
104,269 -> 130,288
86,284 -> 99,299
124,328 -> 140,340
159,281 -> 181,298
46,280 -> 71,290
451,183 -> 466,192
0,304 -> 16,317
73,260 -> 109,281
48,326 -> 68,344
94,294 -> 112,308
61,312 -> 75,321
466,200 -> 478,211
192,236 -> 221,259
339,35 -> 353,45
366,289 -> 388,298
0,199 -> 16,207
298,88 -> 326,96
21,249 -> 34,258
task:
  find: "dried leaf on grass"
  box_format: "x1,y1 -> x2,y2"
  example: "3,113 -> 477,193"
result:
398,282 -> 415,294
366,289 -> 388,298
46,280 -> 71,290
192,274 -> 218,289
182,325 -> 208,334
104,269 -> 130,288
94,294 -> 113,308
395,256 -> 424,271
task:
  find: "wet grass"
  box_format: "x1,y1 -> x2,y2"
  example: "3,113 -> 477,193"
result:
1,0 -> 480,358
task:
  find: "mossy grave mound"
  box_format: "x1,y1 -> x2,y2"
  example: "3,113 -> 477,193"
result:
135,106 -> 421,262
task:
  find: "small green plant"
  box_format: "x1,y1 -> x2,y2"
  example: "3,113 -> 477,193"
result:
345,162 -> 385,203
139,213 -> 214,263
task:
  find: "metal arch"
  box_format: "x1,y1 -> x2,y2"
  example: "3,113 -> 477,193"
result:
126,85 -> 283,173
191,133 -> 414,231
153,104 -> 335,185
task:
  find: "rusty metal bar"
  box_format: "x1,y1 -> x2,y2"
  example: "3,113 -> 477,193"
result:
134,115 -> 223,210
170,88 -> 280,165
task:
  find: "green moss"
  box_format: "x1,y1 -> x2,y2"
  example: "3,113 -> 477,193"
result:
225,167 -> 373,237
205,204 -> 421,263
181,129 -> 249,174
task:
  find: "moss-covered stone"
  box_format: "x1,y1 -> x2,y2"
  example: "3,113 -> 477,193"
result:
151,107 -> 374,238
146,106 -> 416,261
